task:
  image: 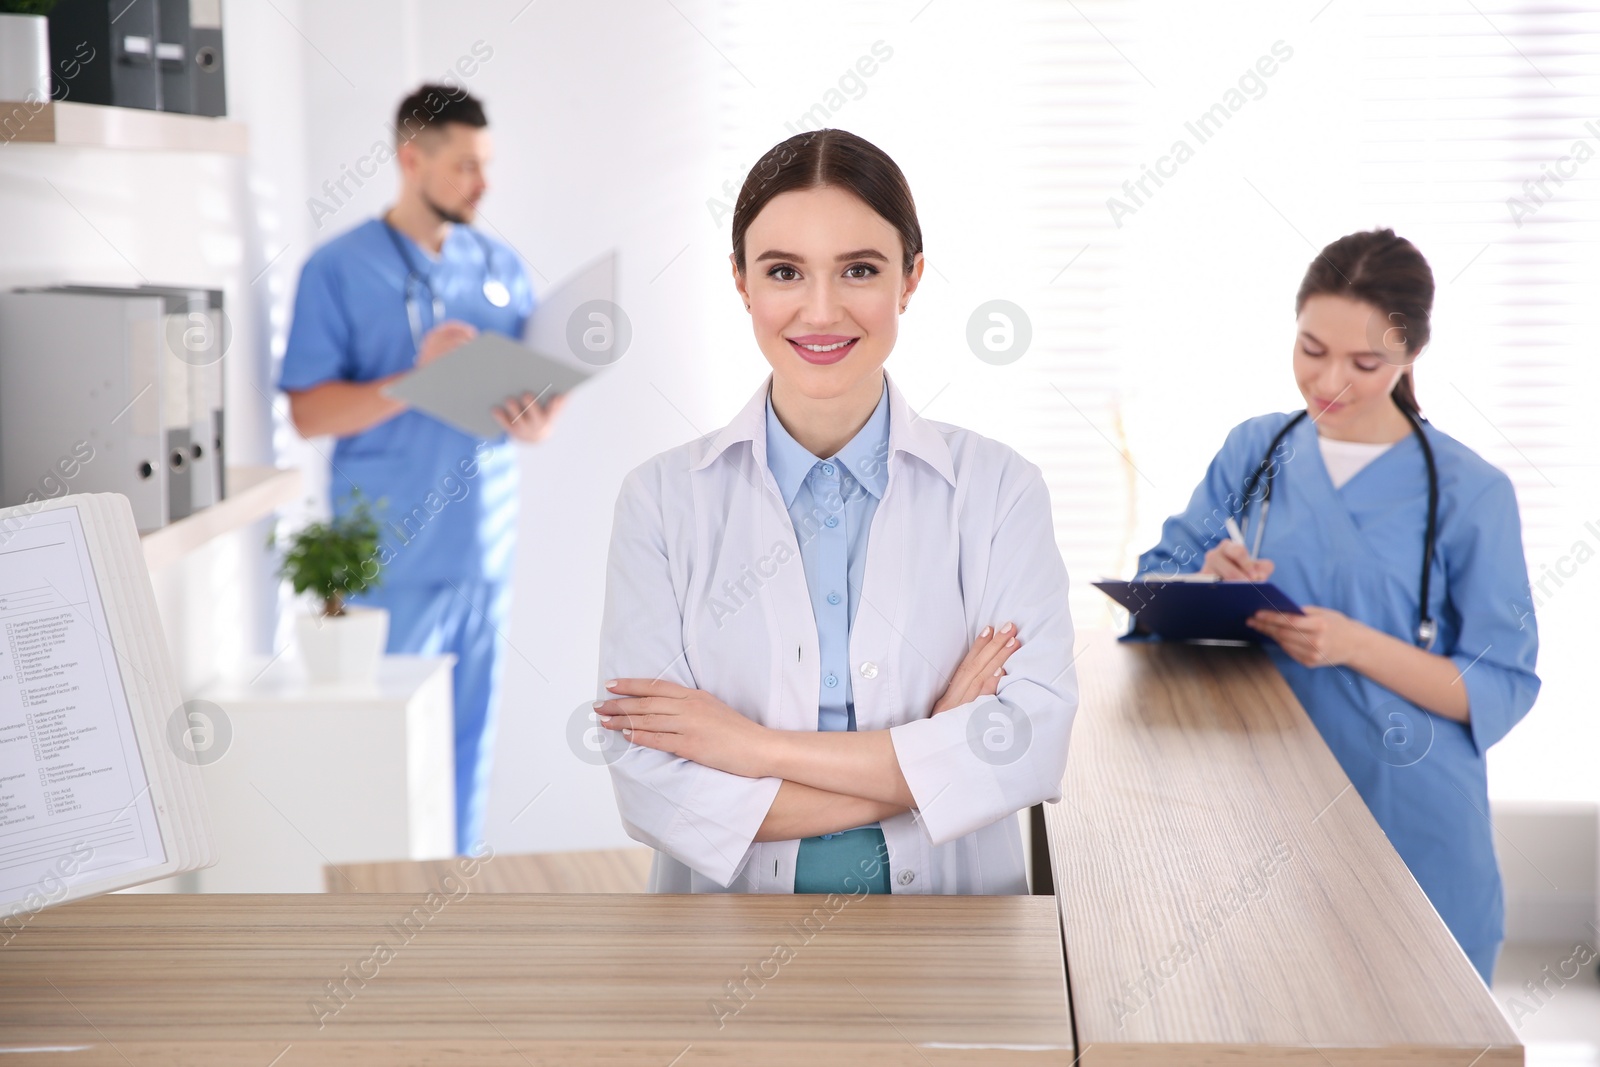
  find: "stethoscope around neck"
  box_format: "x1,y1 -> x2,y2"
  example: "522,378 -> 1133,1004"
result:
1239,399 -> 1441,650
381,217 -> 511,353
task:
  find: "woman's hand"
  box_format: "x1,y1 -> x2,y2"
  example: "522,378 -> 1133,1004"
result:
931,622 -> 1022,715
1202,540 -> 1275,582
594,678 -> 770,777
1247,605 -> 1368,668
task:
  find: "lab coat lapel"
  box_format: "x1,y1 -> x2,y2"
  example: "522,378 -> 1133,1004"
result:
699,375 -> 821,735
852,462 -> 905,735
850,375 -> 957,733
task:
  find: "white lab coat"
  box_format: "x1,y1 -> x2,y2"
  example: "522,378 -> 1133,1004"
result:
598,371 -> 1078,894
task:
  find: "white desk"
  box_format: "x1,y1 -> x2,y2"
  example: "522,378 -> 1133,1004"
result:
190,655 -> 456,892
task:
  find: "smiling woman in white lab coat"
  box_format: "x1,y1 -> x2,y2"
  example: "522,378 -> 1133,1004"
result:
592,130 -> 1078,895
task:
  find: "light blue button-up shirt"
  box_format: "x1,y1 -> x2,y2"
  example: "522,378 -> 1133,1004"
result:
764,377 -> 890,847
765,379 -> 890,729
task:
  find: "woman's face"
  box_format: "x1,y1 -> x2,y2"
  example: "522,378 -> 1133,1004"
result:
1293,293 -> 1415,435
733,185 -> 923,403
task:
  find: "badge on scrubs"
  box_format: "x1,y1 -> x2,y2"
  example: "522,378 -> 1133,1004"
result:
483,278 -> 511,308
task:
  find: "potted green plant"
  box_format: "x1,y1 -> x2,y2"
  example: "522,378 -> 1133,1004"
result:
270,495 -> 389,684
0,1 -> 57,103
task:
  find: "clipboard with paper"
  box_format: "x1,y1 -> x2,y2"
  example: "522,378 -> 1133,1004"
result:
383,251 -> 625,438
1093,575 -> 1304,644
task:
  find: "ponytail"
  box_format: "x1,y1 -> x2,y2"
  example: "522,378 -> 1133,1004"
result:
1392,369 -> 1422,418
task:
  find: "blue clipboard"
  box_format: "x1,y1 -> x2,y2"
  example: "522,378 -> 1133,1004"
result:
1093,578 -> 1304,644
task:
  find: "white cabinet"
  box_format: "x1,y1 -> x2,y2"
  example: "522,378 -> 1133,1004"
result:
190,655 -> 456,892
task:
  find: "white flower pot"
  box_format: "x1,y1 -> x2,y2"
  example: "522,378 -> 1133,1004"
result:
296,606 -> 390,684
0,14 -> 50,103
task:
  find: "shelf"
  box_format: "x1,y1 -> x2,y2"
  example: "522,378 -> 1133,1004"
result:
141,466 -> 301,571
0,100 -> 246,154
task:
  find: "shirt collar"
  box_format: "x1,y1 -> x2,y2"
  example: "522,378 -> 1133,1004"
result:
764,378 -> 891,508
691,370 -> 956,492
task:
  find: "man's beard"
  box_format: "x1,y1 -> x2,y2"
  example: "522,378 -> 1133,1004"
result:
423,189 -> 472,226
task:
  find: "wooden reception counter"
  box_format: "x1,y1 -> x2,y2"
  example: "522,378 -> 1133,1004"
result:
1,633 -> 1520,1064
0,893 -> 1070,1065
1044,632 -> 1519,1064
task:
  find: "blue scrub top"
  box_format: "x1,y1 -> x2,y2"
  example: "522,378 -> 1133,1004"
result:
278,217 -> 535,585
1136,412 -> 1541,958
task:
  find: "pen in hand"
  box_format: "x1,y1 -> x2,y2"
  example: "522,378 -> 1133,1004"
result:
1212,517 -> 1273,582
1224,516 -> 1250,556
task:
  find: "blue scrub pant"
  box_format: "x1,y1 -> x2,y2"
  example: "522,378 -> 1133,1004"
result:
351,579 -> 510,854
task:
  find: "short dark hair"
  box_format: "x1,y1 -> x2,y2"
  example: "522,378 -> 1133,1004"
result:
732,129 -> 923,275
1296,228 -> 1434,416
394,84 -> 487,145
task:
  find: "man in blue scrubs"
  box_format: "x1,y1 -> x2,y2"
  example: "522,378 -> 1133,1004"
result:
279,85 -> 565,854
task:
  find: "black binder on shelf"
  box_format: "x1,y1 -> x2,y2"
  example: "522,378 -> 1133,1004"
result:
152,0 -> 226,116
48,0 -> 162,111
152,0 -> 192,115
186,0 -> 226,117
47,0 -> 225,116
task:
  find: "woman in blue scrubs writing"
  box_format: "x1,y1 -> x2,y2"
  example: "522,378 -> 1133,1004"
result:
592,130 -> 1079,896
1136,229 -> 1540,982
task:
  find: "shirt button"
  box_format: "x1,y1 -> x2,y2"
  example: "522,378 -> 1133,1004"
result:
897,869 -> 915,886
827,592 -> 840,605
821,463 -> 834,475
859,661 -> 878,679
825,516 -> 839,528
824,673 -> 838,688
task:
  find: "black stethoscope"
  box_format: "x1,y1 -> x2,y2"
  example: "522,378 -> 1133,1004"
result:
1240,401 -> 1440,650
381,219 -> 512,352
